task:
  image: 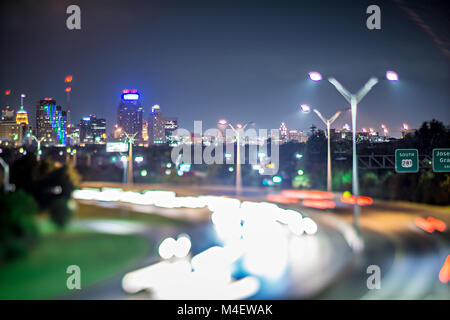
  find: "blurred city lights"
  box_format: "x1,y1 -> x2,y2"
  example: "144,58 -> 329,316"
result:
439,255 -> 450,284
272,175 -> 282,183
72,187 -> 327,299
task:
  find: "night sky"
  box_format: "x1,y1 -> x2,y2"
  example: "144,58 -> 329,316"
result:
0,0 -> 448,137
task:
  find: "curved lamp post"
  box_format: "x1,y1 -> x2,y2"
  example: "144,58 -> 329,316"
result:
308,70 -> 398,229
218,120 -> 253,196
301,105 -> 346,192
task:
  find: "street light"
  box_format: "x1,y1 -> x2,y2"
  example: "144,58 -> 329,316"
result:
123,131 -> 138,186
301,105 -> 345,192
0,157 -> 14,193
300,104 -> 311,113
218,119 -> 253,196
308,71 -> 398,229
27,133 -> 45,161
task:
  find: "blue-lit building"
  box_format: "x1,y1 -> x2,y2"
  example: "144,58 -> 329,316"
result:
117,89 -> 143,143
36,98 -> 67,146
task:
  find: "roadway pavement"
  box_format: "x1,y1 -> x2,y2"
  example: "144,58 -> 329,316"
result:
69,182 -> 449,300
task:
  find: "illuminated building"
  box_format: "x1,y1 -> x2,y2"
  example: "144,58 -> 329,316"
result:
164,117 -> 178,144
148,105 -> 165,144
287,129 -> 300,142
142,120 -> 149,142
67,123 -> 80,146
16,103 -> 32,145
36,98 -> 67,146
1,106 -> 15,121
279,122 -> 288,142
0,121 -> 23,146
117,89 -> 143,143
79,115 -> 107,145
16,106 -> 29,125
113,124 -> 122,139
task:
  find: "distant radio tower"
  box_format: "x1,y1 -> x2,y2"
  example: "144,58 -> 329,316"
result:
65,75 -> 73,109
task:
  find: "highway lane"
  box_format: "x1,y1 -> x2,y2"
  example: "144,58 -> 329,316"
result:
70,183 -> 450,300
66,198 -> 356,300
307,206 -> 449,300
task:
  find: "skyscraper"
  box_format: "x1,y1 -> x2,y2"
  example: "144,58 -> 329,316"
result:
117,89 -> 143,143
36,98 -> 67,146
0,121 -> 22,146
164,117 -> 178,144
279,122 -> 288,142
148,105 -> 165,144
79,115 -> 107,145
16,106 -> 29,125
142,119 -> 149,143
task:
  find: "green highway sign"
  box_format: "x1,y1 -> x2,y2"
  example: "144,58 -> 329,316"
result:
432,148 -> 450,172
395,149 -> 419,173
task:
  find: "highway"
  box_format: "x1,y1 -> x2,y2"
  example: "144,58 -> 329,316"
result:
67,183 -> 449,300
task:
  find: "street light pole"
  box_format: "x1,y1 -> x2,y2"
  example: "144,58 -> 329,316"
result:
0,157 -> 12,193
311,108 -> 342,193
327,77 -> 379,229
29,134 -> 44,161
308,71 -> 398,229
236,129 -> 242,195
123,132 -> 137,186
218,120 -> 252,196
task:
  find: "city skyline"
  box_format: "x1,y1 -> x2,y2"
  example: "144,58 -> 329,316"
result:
0,0 -> 448,137
0,87 -> 439,140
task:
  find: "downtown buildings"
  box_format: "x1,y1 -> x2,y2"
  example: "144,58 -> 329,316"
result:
117,89 -> 143,144
0,101 -> 31,147
79,115 -> 107,145
143,104 -> 178,145
35,98 -> 68,146
113,90 -> 178,146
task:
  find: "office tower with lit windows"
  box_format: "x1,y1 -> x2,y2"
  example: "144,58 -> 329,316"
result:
36,98 -> 67,146
142,120 -> 149,142
279,122 -> 288,142
164,117 -> 178,144
16,102 -> 32,144
0,106 -> 23,146
148,105 -> 166,144
79,115 -> 107,145
117,89 -> 143,143
287,129 -> 300,142
16,106 -> 29,125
